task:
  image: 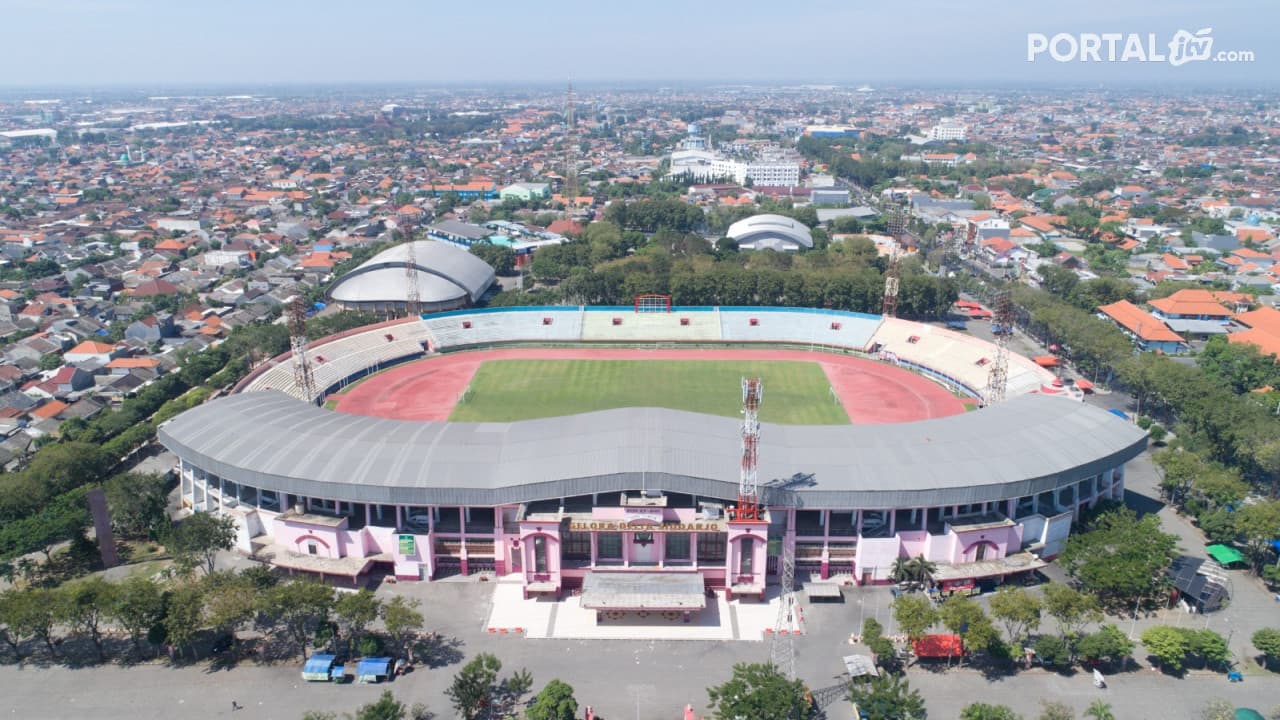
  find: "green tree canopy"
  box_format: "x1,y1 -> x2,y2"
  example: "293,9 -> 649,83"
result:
891,593 -> 939,641
847,674 -> 926,720
526,679 -> 579,720
706,663 -> 815,720
166,512 -> 237,575
962,703 -> 1022,720
1058,506 -> 1179,608
988,586 -> 1042,644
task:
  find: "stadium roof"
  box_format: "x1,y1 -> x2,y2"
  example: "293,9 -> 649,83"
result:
726,214 -> 814,250
158,392 -> 1146,509
327,240 -> 494,305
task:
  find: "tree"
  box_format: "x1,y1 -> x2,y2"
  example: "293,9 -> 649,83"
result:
962,702 -> 1018,717
470,243 -> 516,276
706,662 -> 814,720
381,596 -> 425,658
110,576 -> 166,657
1141,625 -> 1191,672
989,586 -> 1042,644
891,593 -> 938,641
163,583 -> 205,658
962,703 -> 1021,720
1183,628 -> 1231,668
261,580 -> 334,660
938,594 -> 999,655
1058,506 -> 1178,608
166,512 -> 237,575
104,472 -> 170,539
354,691 -> 406,720
57,576 -> 115,662
527,679 -> 579,720
1039,701 -> 1074,720
1075,624 -> 1133,666
1084,701 -> 1115,720
38,353 -> 62,371
335,589 -> 381,655
0,587 -> 58,659
847,674 -> 926,720
1033,634 -> 1071,668
1042,584 -> 1102,642
1252,627 -> 1280,667
1236,500 -> 1280,573
201,571 -> 258,648
448,652 -> 503,720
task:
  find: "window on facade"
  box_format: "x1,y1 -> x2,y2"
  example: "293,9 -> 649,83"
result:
563,531 -> 591,560
697,533 -> 726,562
307,543 -> 317,555
666,533 -> 691,560
739,537 -> 754,574
533,536 -> 548,574
597,532 -> 622,560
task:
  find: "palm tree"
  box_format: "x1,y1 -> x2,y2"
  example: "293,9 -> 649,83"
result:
890,557 -> 913,586
1084,700 -> 1115,720
907,555 -> 938,589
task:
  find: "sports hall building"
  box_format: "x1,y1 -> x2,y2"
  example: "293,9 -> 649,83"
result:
158,306 -> 1146,600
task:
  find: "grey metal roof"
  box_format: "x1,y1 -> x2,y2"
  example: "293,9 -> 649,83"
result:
158,392 -> 1147,510
327,241 -> 494,303
726,214 -> 814,249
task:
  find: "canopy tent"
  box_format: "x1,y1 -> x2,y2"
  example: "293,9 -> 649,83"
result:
302,653 -> 336,681
1206,544 -> 1246,566
1235,710 -> 1265,720
912,634 -> 965,659
842,654 -> 880,678
1032,355 -> 1059,368
356,657 -> 393,683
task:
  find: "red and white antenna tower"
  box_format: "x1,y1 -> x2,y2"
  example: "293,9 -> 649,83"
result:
289,295 -> 317,403
734,377 -> 764,521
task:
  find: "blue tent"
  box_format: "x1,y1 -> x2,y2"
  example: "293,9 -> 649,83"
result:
356,657 -> 393,683
1107,409 -> 1128,420
302,653 -> 336,681
1269,539 -> 1280,552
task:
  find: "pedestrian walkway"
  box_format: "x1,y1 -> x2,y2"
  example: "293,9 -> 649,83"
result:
482,583 -> 790,641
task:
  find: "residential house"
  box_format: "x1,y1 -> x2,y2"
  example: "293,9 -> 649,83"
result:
1097,300 -> 1186,354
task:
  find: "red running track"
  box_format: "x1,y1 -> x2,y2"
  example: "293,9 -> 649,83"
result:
330,348 -> 967,424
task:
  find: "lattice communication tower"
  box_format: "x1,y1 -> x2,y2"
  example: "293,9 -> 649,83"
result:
289,295 -> 317,403
985,291 -> 1013,405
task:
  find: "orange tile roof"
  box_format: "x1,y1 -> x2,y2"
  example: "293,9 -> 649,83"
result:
68,340 -> 115,355
106,357 -> 160,369
1149,295 -> 1233,318
1228,328 -> 1280,358
1098,300 -> 1185,343
1234,306 -> 1280,337
31,400 -> 69,420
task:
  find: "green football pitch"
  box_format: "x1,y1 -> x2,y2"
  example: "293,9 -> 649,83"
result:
447,359 -> 850,425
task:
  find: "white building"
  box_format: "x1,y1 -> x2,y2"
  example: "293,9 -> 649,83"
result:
927,123 -> 967,142
667,150 -> 799,187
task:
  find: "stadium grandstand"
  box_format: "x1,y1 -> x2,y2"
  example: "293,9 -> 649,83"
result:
162,305 -> 1143,600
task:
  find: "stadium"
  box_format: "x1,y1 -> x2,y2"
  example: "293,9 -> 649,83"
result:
158,302 -> 1147,604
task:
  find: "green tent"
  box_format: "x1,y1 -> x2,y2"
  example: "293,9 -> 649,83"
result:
1234,709 -> 1264,720
1206,544 -> 1246,566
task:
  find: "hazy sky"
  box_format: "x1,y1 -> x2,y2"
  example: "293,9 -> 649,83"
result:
1,0 -> 1275,88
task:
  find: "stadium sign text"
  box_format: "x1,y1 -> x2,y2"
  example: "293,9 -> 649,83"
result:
568,521 -> 725,533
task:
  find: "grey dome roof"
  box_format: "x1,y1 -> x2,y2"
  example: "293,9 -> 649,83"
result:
328,240 -> 495,304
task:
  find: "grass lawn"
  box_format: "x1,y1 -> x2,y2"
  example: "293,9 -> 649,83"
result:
448,359 -> 849,425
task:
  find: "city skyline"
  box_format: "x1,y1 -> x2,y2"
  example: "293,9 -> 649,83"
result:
0,0 -> 1276,88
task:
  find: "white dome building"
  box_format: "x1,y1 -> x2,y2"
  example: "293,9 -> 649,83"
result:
327,240 -> 495,314
726,214 -> 814,252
